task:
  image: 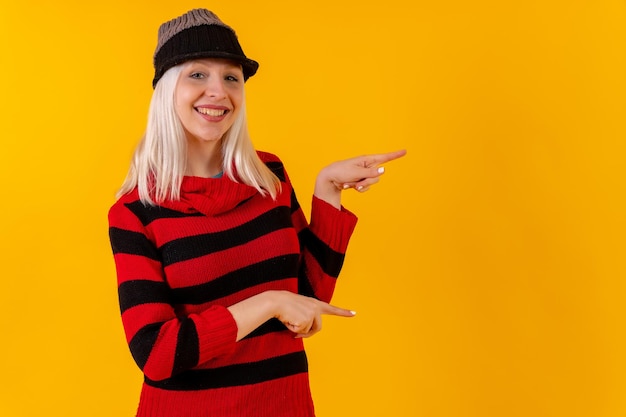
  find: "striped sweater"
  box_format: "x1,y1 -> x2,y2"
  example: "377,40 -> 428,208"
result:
108,152 -> 358,417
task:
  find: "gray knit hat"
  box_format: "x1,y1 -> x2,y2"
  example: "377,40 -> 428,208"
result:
152,9 -> 259,87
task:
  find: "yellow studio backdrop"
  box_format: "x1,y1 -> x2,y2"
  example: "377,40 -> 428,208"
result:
0,0 -> 624,416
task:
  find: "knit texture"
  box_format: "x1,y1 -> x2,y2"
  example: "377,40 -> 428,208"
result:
108,152 -> 358,417
155,9 -> 229,56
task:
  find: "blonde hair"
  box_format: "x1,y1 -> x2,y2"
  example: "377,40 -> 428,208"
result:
118,64 -> 280,205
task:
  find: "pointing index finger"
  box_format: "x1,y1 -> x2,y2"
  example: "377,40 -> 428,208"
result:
366,149 -> 407,166
320,302 -> 357,317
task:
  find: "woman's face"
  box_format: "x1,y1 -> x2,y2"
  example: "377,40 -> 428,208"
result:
174,58 -> 244,144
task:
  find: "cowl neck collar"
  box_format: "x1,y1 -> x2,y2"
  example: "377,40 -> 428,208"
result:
159,175 -> 257,216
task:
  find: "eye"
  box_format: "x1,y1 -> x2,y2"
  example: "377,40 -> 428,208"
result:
225,75 -> 240,82
189,72 -> 205,79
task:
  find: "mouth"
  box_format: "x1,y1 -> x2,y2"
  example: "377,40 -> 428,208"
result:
196,107 -> 229,117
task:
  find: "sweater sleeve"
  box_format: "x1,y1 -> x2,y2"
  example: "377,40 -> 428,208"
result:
289,182 -> 358,303
108,199 -> 238,381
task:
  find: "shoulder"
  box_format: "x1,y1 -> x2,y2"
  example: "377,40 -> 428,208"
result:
108,189 -> 142,224
256,150 -> 282,164
256,150 -> 287,182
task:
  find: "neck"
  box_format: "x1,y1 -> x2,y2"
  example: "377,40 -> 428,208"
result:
186,139 -> 223,178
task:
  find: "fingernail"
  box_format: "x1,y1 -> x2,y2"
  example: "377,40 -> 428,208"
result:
356,185 -> 364,191
377,166 -> 385,174
343,184 -> 350,189
350,311 -> 357,316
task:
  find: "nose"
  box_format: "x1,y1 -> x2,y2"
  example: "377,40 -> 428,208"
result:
204,77 -> 227,99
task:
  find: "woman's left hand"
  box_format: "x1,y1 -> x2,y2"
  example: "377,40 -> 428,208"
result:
314,149 -> 407,209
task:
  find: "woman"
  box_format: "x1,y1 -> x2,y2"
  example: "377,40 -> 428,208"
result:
109,8 -> 405,417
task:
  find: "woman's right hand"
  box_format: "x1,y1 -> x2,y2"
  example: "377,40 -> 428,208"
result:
269,290 -> 356,338
228,290 -> 355,341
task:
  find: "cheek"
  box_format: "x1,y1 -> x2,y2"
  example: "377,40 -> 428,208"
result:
172,99 -> 185,123
174,90 -> 187,108
229,89 -> 244,108
174,91 -> 196,122
174,82 -> 197,107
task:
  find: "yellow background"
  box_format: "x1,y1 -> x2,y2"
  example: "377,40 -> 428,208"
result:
0,1 -> 625,416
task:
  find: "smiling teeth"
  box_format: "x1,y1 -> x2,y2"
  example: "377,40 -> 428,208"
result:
197,108 -> 226,116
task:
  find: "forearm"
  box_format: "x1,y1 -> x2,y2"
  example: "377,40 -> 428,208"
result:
293,194 -> 358,302
227,292 -> 277,341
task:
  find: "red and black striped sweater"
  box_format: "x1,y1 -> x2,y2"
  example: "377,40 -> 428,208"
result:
108,152 -> 358,417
